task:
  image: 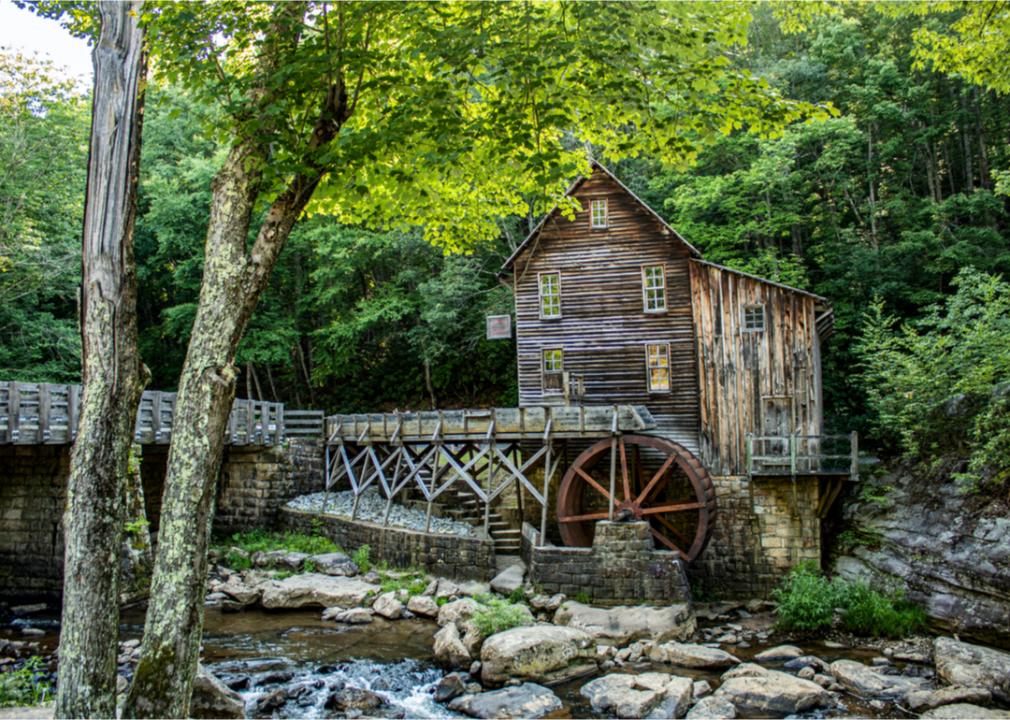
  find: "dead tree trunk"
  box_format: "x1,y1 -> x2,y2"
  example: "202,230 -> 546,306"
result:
55,2 -> 147,717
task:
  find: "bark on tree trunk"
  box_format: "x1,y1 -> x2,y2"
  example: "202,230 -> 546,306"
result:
55,3 -> 147,717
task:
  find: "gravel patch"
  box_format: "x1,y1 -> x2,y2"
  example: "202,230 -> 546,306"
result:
286,490 -> 478,537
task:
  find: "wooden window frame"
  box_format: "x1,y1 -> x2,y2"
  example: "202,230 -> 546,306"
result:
589,198 -> 608,229
644,342 -> 671,393
542,348 -> 564,394
641,264 -> 668,314
538,271 -> 562,320
742,303 -> 766,333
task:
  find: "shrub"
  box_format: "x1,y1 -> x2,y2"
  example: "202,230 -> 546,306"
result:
471,596 -> 533,637
224,549 -> 252,571
773,562 -> 842,631
379,570 -> 428,597
840,583 -> 927,638
507,587 -> 526,604
0,657 -> 51,708
216,530 -> 341,558
352,545 -> 371,573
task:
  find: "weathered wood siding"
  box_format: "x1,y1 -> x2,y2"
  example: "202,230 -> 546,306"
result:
511,171 -> 700,451
688,260 -> 824,475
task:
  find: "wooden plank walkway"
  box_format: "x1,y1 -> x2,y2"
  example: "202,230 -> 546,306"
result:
0,381 -> 324,446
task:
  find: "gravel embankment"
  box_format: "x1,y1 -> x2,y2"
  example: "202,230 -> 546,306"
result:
286,490 -> 478,537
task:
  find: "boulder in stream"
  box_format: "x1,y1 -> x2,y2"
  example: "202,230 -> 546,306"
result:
322,606 -> 374,624
686,695 -> 737,719
407,595 -> 439,618
580,671 -> 692,719
906,684 -> 992,712
437,598 -> 479,627
921,703 -> 1010,719
553,601 -> 695,645
753,644 -> 804,663
260,574 -> 377,609
649,642 -> 739,669
480,624 -> 596,685
934,636 -> 1010,703
489,563 -> 525,596
714,669 -> 831,718
372,591 -> 405,619
448,682 -> 563,719
309,552 -> 359,576
433,622 -> 471,668
191,664 -> 245,719
829,658 -> 927,699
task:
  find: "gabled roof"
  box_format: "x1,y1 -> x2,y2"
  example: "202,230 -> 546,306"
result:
499,160 -> 701,276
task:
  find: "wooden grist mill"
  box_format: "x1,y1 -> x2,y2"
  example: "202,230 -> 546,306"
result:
325,162 -> 856,575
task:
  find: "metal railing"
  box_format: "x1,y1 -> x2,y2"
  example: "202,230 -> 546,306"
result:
746,432 -> 859,480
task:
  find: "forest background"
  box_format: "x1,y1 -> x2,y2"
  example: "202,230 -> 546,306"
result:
3,3 -> 1009,486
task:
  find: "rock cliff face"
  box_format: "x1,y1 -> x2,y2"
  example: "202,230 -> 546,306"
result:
832,466 -> 1010,648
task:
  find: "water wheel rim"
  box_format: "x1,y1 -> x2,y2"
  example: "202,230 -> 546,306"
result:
555,434 -> 716,562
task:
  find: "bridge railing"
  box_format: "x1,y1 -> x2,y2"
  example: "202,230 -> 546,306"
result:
746,432 -> 859,480
0,380 -> 321,446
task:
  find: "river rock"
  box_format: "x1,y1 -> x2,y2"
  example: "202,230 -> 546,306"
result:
216,578 -> 261,605
252,550 -> 308,570
191,664 -> 245,719
438,597 -> 479,627
326,685 -> 386,712
754,644 -> 804,662
480,624 -> 596,685
372,591 -> 405,619
553,601 -> 695,646
308,552 -> 359,576
260,574 -> 377,609
921,703 -> 1010,719
323,607 -> 374,624
829,658 -> 927,699
435,578 -> 461,600
407,595 -> 439,618
448,682 -> 563,719
714,669 -> 830,717
686,695 -> 737,719
934,637 -> 1010,703
490,563 -> 525,595
722,663 -> 768,681
252,687 -> 289,715
580,672 -> 692,719
906,685 -> 992,711
434,622 -> 471,668
650,642 -> 740,668
434,672 -> 468,703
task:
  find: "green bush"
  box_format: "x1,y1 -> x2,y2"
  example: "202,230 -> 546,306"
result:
217,529 -> 341,558
773,562 -> 841,631
0,657 -> 51,708
774,563 -> 926,638
840,583 -> 927,638
352,545 -> 371,573
379,570 -> 428,597
471,596 -> 533,637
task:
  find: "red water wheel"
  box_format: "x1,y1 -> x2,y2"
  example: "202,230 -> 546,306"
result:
556,434 -> 716,562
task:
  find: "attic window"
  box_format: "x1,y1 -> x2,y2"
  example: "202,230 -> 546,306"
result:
743,304 -> 765,332
539,272 -> 561,319
590,199 -> 608,229
542,348 -> 564,393
642,265 -> 667,313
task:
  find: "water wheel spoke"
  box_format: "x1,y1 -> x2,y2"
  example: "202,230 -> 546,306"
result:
619,437 -> 631,502
654,513 -> 690,548
559,511 -> 610,523
640,501 -> 703,516
635,454 -> 677,505
650,527 -> 682,554
573,466 -> 614,504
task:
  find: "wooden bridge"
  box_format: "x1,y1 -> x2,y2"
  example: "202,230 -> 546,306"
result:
0,381 -> 324,446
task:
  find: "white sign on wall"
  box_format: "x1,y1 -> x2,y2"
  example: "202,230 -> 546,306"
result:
486,314 -> 512,340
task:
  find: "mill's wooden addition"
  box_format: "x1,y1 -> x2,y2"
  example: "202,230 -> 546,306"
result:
500,162 -> 837,479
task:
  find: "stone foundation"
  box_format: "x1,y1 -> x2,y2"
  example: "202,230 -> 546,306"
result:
522,520 -> 691,605
279,506 -> 495,580
689,475 -> 821,598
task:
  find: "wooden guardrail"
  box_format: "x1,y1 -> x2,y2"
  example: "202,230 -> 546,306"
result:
746,432 -> 859,480
0,381 -> 322,446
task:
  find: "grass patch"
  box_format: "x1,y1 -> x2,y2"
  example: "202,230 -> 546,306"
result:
222,529 -> 342,556
352,545 -> 371,573
471,595 -> 533,637
773,562 -> 926,638
0,657 -> 51,708
379,569 -> 429,597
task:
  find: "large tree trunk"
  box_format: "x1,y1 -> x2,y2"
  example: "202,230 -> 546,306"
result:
55,2 -> 147,717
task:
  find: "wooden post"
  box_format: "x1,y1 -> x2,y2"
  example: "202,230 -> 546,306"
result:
608,406 -> 618,520
9,383 -> 20,443
540,414 -> 553,541
849,431 -> 859,481
68,385 -> 80,442
789,434 -> 797,477
38,385 -> 51,443
745,433 -> 752,478
151,392 -> 162,443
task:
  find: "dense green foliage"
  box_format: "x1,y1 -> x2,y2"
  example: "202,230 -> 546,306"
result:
859,269 -> 1010,489
0,657 -> 52,708
471,595 -> 534,637
4,5 -> 1010,474
774,562 -> 926,638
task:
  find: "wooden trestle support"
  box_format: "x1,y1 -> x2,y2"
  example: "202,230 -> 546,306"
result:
324,405 -> 717,559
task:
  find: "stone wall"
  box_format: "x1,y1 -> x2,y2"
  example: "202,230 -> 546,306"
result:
689,475 -> 821,598
280,506 -> 496,580
522,520 -> 691,605
0,446 -> 68,599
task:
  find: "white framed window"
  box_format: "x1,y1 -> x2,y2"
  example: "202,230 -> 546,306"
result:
590,198 -> 608,229
645,343 -> 671,392
542,348 -> 564,393
538,272 -> 561,319
641,265 -> 667,313
743,304 -> 765,332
